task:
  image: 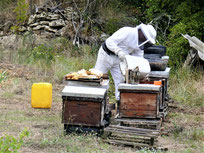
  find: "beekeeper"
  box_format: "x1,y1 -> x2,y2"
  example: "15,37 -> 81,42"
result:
95,23 -> 157,100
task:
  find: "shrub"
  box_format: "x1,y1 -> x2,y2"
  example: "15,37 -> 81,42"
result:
145,0 -> 203,68
104,18 -> 121,35
13,0 -> 29,24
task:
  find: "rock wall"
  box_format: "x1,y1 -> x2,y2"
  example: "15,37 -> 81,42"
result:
26,7 -> 77,38
0,3 -> 107,47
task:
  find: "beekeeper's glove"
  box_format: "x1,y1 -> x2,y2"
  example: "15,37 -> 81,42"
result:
115,49 -> 126,60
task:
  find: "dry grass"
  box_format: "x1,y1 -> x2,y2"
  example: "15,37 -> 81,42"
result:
0,1 -> 16,24
0,49 -> 136,152
0,46 -> 204,152
169,67 -> 204,107
0,77 -> 137,152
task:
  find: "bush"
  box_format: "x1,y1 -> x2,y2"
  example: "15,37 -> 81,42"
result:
104,18 -> 121,35
145,0 -> 203,68
13,0 -> 29,24
119,0 -> 203,68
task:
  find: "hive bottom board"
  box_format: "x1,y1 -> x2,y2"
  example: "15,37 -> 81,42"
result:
64,124 -> 104,135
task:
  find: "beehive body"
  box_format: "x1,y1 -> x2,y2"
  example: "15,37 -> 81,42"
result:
31,83 -> 52,108
118,84 -> 161,119
62,85 -> 107,127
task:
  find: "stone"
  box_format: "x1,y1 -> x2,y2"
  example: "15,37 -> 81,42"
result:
33,30 -> 41,35
33,25 -> 45,30
28,15 -> 36,24
40,31 -> 54,38
39,21 -> 50,25
0,31 -> 3,36
47,13 -> 60,20
3,21 -> 13,33
29,22 -> 39,27
27,27 -> 32,31
49,19 -> 65,27
35,12 -> 47,20
60,25 -> 72,37
18,26 -> 27,32
44,26 -> 58,33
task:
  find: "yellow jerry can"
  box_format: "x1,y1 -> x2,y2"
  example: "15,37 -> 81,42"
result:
31,83 -> 52,108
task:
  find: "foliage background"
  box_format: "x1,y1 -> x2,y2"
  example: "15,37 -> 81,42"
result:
105,0 -> 204,68
1,0 -> 203,69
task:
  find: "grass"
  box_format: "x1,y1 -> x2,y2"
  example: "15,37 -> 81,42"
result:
0,70 -> 7,84
169,67 -> 204,107
163,67 -> 204,152
0,0 -> 16,25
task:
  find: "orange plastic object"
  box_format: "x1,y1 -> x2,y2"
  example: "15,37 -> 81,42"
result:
31,83 -> 52,108
154,81 -> 162,86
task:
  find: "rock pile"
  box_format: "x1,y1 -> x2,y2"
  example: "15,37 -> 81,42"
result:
26,7 -> 77,38
0,5 -> 107,46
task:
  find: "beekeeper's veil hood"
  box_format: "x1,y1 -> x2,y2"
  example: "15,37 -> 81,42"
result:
137,23 -> 157,49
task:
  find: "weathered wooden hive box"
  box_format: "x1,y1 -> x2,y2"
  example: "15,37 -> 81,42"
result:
62,83 -> 108,127
118,84 -> 161,119
149,67 -> 170,110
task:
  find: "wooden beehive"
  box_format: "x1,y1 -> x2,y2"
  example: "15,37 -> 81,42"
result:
149,67 -> 171,110
62,86 -> 107,127
118,84 -> 161,119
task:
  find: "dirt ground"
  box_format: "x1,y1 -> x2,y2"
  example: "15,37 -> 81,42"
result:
0,62 -> 203,153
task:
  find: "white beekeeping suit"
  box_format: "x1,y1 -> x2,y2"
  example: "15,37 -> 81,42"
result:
95,23 -> 156,100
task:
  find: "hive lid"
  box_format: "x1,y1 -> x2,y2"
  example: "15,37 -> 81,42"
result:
149,67 -> 171,78
118,83 -> 160,91
62,86 -> 106,99
66,79 -> 109,90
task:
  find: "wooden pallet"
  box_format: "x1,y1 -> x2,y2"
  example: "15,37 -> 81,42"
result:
115,118 -> 162,130
103,118 -> 162,147
104,125 -> 160,147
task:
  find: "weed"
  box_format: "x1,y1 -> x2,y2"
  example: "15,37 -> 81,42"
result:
31,44 -> 56,66
171,122 -> 184,138
185,128 -> 204,141
0,70 -> 7,84
0,129 -> 29,152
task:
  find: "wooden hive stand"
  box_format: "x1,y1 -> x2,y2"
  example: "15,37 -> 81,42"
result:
104,83 -> 163,147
